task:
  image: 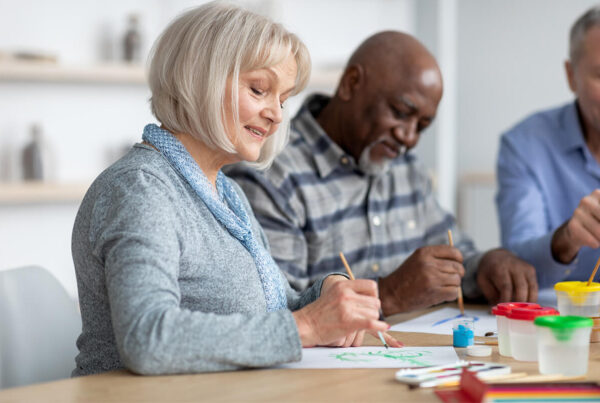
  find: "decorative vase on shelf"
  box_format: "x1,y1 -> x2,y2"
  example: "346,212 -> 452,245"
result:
123,14 -> 142,64
22,124 -> 43,181
21,123 -> 57,182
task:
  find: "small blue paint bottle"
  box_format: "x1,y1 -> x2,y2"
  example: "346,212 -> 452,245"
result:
453,317 -> 474,347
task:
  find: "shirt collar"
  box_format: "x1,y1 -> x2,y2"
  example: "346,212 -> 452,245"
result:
558,101 -> 587,152
292,94 -> 355,178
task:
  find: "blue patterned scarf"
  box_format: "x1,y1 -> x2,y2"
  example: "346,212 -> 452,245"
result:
142,124 -> 287,311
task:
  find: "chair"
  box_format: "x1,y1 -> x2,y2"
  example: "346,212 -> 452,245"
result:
0,266 -> 81,389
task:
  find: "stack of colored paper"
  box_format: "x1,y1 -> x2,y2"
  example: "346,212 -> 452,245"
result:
483,383 -> 600,402
435,369 -> 600,403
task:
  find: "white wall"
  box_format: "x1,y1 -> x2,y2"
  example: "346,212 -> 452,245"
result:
0,0 -> 414,299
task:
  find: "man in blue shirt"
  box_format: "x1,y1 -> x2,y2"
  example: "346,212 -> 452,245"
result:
229,31 -> 537,314
497,6 -> 600,289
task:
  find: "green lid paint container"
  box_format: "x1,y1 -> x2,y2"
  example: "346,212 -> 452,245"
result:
534,315 -> 593,376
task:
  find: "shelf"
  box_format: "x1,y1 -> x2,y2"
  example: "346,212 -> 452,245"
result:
0,61 -> 146,85
0,182 -> 89,204
0,60 -> 342,87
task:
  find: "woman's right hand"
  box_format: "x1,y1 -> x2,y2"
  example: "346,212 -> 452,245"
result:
292,278 -> 390,347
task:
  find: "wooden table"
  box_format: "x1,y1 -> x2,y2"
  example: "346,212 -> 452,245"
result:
1,304 -> 599,402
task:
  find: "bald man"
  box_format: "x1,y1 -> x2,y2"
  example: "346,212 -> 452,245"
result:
227,31 -> 537,314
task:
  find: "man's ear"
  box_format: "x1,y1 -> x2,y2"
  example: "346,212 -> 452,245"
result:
565,60 -> 576,93
337,65 -> 364,101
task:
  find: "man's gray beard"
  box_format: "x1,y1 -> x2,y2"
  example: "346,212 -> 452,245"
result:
358,141 -> 406,176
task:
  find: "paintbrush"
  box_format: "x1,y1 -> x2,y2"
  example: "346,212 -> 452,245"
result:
434,372 -> 529,389
588,256 -> 600,286
447,229 -> 464,316
339,252 -> 389,349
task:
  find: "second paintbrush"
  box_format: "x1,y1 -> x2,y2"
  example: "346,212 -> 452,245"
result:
447,229 -> 464,316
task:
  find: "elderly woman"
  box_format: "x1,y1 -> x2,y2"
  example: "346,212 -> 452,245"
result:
71,2 -> 398,376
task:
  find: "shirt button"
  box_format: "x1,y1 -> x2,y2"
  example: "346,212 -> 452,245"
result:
340,156 -> 349,165
372,263 -> 380,273
565,269 -> 571,275
406,220 -> 416,229
372,216 -> 381,226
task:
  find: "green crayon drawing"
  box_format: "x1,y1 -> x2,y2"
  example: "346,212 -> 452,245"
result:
329,350 -> 433,367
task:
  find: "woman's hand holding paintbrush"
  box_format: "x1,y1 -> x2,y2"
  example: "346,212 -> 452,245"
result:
293,274 -> 401,347
338,252 -> 403,348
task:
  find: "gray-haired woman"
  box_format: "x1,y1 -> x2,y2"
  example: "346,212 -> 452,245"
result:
71,1 -> 400,377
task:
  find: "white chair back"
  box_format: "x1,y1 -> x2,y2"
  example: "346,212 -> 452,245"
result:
0,266 -> 81,389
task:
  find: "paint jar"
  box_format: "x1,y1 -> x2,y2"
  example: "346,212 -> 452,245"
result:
554,281 -> 600,317
507,306 -> 558,362
534,315 -> 593,375
492,302 -> 540,357
453,317 -> 474,347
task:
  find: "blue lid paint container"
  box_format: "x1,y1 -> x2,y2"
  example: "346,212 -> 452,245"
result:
453,317 -> 475,347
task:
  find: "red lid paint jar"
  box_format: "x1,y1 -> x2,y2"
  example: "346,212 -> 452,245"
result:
507,306 -> 558,362
491,302 -> 541,357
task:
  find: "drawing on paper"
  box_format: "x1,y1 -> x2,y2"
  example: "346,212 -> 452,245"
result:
329,349 -> 433,367
432,314 -> 480,327
276,346 -> 459,369
389,307 -> 497,337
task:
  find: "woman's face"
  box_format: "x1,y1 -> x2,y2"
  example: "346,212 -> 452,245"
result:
223,52 -> 298,163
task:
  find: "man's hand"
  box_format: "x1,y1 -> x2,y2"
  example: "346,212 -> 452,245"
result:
552,189 -> 600,264
476,248 -> 538,305
378,245 -> 464,315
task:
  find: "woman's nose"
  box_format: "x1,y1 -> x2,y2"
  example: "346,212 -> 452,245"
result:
263,98 -> 283,124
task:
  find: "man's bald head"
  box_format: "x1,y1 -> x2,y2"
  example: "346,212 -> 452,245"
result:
319,31 -> 443,166
346,31 -> 442,90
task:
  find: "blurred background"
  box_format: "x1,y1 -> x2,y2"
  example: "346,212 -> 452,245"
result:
0,0 -> 597,300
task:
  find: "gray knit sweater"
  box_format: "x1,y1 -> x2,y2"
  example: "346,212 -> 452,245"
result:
71,143 -> 328,376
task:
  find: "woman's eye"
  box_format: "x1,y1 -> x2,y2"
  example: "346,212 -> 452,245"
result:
251,87 -> 263,95
280,102 -> 285,109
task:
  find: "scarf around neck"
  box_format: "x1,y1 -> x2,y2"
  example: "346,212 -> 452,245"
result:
142,124 -> 287,311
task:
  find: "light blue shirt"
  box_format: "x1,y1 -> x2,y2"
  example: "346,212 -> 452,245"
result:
496,101 -> 600,288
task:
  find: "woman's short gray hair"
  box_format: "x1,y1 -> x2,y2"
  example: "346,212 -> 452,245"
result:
569,5 -> 600,66
148,1 -> 311,169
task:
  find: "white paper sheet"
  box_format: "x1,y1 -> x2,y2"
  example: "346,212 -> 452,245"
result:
389,307 -> 497,337
276,346 -> 459,369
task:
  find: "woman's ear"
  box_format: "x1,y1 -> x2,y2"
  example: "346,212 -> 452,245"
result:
337,64 -> 364,101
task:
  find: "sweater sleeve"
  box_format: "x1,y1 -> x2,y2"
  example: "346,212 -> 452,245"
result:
91,170 -> 302,375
